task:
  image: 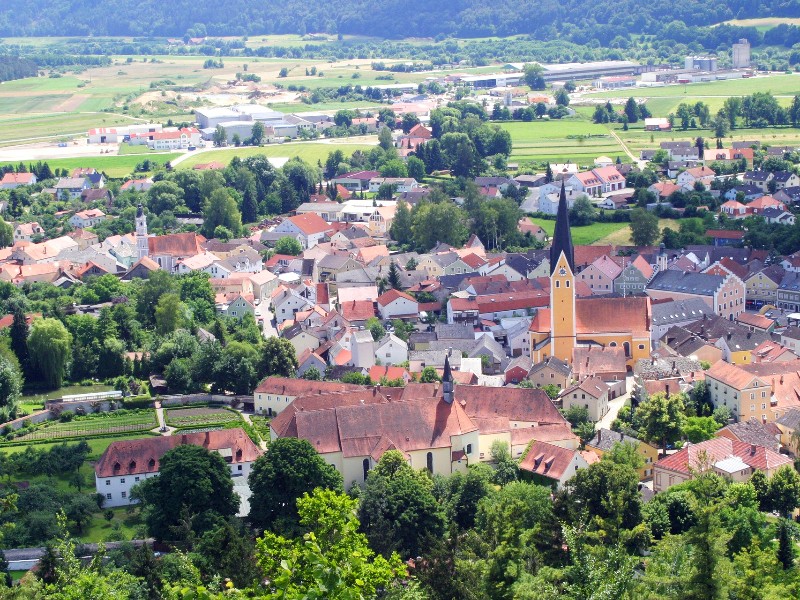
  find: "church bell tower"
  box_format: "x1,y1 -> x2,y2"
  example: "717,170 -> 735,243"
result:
549,182 -> 576,363
136,204 -> 149,260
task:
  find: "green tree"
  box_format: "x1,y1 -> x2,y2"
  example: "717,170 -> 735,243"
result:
154,292 -> 187,335
386,260 -> 402,290
569,195 -> 595,225
637,391 -> 686,456
767,464 -> 800,518
0,217 -> 12,249
554,88 -> 570,107
624,97 -> 639,123
133,444 -> 239,542
378,126 -> 394,151
274,236 -> 302,256
490,440 -> 518,486
9,303 -> 29,376
406,156 -> 425,181
411,201 -> 469,251
381,159 -> 408,178
777,518 -> 796,569
202,188 -> 242,238
256,489 -> 406,598
366,316 -> 385,341
682,416 -> 720,443
523,63 -> 546,90
250,120 -> 265,145
0,356 -> 21,421
248,437 -> 343,535
258,337 -> 299,379
629,207 -> 660,246
212,124 -> 227,146
358,450 -> 445,557
390,200 -> 413,245
420,366 -> 441,383
27,318 -> 72,389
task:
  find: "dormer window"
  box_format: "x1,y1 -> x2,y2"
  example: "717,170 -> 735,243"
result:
113,462 -> 121,473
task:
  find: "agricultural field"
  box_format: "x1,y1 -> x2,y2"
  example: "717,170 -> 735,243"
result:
500,119 -> 626,165
177,140 -> 375,170
0,152 -> 180,178
584,73 -> 800,116
11,409 -> 158,442
718,17 -> 800,31
165,406 -> 241,428
526,217 -> 680,246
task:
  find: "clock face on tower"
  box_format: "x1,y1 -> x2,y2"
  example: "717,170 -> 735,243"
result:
559,267 -> 566,276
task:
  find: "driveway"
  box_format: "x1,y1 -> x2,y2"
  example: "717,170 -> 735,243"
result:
596,375 -> 634,430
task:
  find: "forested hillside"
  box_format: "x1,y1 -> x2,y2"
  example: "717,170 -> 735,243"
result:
0,0 -> 797,39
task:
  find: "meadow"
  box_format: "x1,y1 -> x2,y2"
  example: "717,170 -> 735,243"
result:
586,73 -> 800,116
527,217 -> 680,246
500,119 -> 626,166
177,141 -> 375,170
0,153 -> 180,178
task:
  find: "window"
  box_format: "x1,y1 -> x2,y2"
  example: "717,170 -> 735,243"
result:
555,280 -> 560,288
762,403 -> 767,410
106,480 -> 110,486
566,281 -> 570,288
238,465 -> 242,471
135,477 -> 140,482
426,452 -> 434,473
466,444 -> 472,454
638,344 -> 645,350
121,491 -> 127,499
106,493 -> 112,500
120,478 -> 125,484
363,458 -> 370,481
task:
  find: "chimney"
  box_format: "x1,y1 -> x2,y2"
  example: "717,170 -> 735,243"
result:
665,384 -> 670,398
750,444 -> 756,456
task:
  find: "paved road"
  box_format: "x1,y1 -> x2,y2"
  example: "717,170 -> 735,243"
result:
596,376 -> 633,431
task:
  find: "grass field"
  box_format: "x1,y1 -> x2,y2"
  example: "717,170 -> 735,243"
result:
719,17 -> 800,30
585,73 -> 800,117
177,141 -> 375,170
527,217 -> 681,246
500,120 -> 626,165
165,407 -> 241,427
0,153 -> 180,178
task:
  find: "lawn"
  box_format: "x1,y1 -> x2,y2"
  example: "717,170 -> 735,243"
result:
0,432 -> 159,459
0,153 -> 180,178
269,100 -> 380,113
594,218 -> 680,246
585,73 -> 800,117
165,407 -> 241,428
177,141 -> 375,170
500,119 -> 626,165
0,112 -> 139,145
527,217 -> 629,246
82,505 -> 145,543
12,410 -> 158,442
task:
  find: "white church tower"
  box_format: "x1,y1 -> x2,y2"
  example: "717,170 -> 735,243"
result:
136,204 -> 149,260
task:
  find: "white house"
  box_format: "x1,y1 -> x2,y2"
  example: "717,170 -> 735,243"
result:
561,377 -> 610,422
376,289 -> 419,320
375,333 -> 409,365
13,222 -> 43,243
368,178 -> 420,193
272,287 -> 313,324
271,213 -> 331,249
95,429 -> 262,508
677,166 -> 715,191
69,209 -> 107,229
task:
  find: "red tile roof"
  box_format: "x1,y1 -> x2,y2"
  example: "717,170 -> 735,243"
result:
148,232 -> 202,257
655,437 -> 790,476
377,288 -> 416,306
286,213 -> 331,236
341,299 -> 376,321
519,440 -> 579,480
95,428 -> 262,478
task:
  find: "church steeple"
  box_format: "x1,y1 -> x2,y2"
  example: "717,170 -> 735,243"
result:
442,353 -> 454,404
550,181 -> 574,275
135,204 -> 149,260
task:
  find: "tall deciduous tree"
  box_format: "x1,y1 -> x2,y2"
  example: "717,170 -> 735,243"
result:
389,200 -> 413,246
258,337 -> 298,378
256,489 -> 406,598
629,208 -> 660,246
133,444 -> 239,543
202,188 -> 242,238
248,437 -> 343,535
637,391 -> 686,456
358,450 -> 445,558
27,318 -> 72,389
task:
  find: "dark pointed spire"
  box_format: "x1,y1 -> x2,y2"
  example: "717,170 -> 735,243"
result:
550,181 -> 574,274
443,353 -> 452,383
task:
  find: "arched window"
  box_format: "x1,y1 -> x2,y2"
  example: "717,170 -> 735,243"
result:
609,341 -> 617,347
565,280 -> 570,287
363,458 -> 370,482
426,452 -> 434,473
623,341 -> 631,358
555,280 -> 560,288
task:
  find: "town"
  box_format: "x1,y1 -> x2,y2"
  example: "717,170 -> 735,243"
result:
0,15 -> 800,599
